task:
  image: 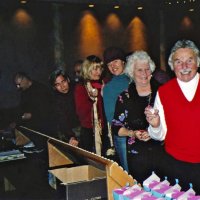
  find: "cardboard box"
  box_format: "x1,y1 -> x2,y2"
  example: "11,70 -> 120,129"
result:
47,139 -> 135,200
48,165 -> 107,200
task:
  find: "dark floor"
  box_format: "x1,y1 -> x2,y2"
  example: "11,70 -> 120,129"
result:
0,152 -> 62,200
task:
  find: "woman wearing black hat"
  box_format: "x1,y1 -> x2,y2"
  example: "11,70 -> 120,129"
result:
103,47 -> 130,172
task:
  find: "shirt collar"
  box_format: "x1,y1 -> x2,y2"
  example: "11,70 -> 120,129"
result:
177,73 -> 199,88
177,73 -> 199,101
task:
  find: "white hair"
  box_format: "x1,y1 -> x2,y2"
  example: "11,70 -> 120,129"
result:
125,50 -> 156,80
168,40 -> 200,70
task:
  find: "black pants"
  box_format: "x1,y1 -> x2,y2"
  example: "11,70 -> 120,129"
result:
128,140 -> 164,184
128,142 -> 200,193
79,127 -> 108,156
158,149 -> 200,193
79,127 -> 94,152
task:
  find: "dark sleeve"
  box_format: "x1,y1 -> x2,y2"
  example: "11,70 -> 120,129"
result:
111,92 -> 129,136
28,83 -> 54,120
64,129 -> 76,141
52,95 -> 76,141
68,92 -> 80,128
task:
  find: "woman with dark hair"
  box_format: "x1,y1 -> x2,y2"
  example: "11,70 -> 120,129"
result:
103,47 -> 130,171
74,55 -> 106,155
49,69 -> 79,146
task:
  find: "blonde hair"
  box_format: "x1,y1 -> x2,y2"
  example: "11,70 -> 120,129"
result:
81,55 -> 103,80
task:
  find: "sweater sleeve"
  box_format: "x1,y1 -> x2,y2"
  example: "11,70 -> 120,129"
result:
103,85 -> 115,123
74,84 -> 93,126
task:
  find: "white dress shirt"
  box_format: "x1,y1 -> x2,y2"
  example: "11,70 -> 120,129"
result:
148,73 -> 200,141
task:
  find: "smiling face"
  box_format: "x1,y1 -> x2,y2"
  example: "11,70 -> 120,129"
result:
54,75 -> 69,94
173,48 -> 198,82
89,67 -> 103,81
133,60 -> 152,87
107,59 -> 125,76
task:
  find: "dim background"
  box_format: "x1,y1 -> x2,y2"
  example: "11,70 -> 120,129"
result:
0,0 -> 199,108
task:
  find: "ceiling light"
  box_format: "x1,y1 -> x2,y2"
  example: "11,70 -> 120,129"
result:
189,8 -> 194,11
114,5 -> 120,9
88,4 -> 94,8
20,0 -> 27,3
137,6 -> 143,10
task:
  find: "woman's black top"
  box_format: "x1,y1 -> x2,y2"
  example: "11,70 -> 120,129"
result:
112,78 -> 160,133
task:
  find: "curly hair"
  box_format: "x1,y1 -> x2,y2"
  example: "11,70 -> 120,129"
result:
125,50 -> 156,80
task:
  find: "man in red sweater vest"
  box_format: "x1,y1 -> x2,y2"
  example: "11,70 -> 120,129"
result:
145,40 -> 200,193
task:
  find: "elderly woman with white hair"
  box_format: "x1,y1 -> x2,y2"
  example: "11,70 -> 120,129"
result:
112,50 -> 163,182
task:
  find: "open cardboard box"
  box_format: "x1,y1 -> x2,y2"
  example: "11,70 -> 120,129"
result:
15,127 -> 135,200
47,139 -> 135,200
49,165 -> 105,184
49,165 -> 107,200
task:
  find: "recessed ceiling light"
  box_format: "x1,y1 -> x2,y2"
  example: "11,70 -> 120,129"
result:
88,4 -> 94,8
137,6 -> 143,10
114,5 -> 120,9
20,0 -> 27,3
189,8 -> 194,12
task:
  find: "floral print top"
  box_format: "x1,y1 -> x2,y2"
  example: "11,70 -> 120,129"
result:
112,78 -> 160,135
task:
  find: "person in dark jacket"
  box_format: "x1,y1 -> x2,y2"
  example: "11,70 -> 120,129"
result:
14,72 -> 56,152
49,69 -> 79,146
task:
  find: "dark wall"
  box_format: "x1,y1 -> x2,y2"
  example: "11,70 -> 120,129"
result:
0,0 -> 199,108
0,1 -> 55,108
163,3 -> 200,77
61,3 -> 160,75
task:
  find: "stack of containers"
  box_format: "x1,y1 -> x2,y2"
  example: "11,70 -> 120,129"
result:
113,172 -> 199,200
